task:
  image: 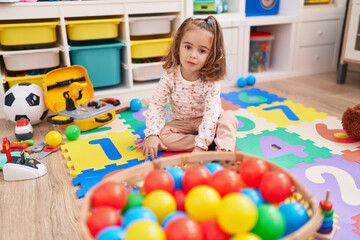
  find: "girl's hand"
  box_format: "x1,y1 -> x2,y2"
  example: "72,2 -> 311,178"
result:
143,135 -> 167,161
192,146 -> 206,153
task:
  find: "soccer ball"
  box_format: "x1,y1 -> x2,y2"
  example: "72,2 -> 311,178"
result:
2,83 -> 48,125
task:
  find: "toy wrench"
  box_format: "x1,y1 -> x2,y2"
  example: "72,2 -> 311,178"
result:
31,142 -> 47,153
37,145 -> 60,160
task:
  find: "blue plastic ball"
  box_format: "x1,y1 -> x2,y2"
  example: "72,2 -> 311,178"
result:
166,167 -> 185,190
241,188 -> 264,207
279,202 -> 310,236
130,98 -> 142,112
246,75 -> 256,86
96,226 -> 124,240
122,206 -> 158,229
237,77 -> 247,88
205,162 -> 224,174
161,211 -> 187,229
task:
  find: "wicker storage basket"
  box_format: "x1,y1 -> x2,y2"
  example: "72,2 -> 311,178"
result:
79,152 -> 322,240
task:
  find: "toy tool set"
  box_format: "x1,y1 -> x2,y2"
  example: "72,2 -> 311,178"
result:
43,66 -> 120,132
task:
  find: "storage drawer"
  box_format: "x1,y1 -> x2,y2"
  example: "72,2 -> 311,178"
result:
222,27 -> 238,55
129,15 -> 176,36
66,18 -> 123,41
133,62 -> 164,81
1,47 -> 61,71
297,44 -> 335,70
299,20 -> 339,47
131,38 -> 172,59
0,22 -> 58,46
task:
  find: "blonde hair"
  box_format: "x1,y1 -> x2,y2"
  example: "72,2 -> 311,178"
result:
162,16 -> 226,82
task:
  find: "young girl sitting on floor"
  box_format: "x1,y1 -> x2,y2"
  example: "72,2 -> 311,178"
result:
143,16 -> 238,160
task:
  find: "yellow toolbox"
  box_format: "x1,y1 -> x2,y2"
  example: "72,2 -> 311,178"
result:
131,37 -> 172,59
43,66 -> 120,132
66,18 -> 123,41
4,74 -> 45,90
0,22 -> 59,46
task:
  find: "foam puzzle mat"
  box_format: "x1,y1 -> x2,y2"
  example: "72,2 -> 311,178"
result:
60,88 -> 360,239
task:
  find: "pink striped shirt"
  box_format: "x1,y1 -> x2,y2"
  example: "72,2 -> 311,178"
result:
145,66 -> 222,150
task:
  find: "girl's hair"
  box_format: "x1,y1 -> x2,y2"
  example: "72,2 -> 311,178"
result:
162,16 -> 226,82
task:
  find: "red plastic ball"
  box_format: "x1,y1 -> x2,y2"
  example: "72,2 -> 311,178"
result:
165,216 -> 203,240
201,219 -> 230,240
144,169 -> 175,194
259,171 -> 293,203
240,158 -> 270,188
182,165 -> 211,192
172,189 -> 186,211
209,169 -> 242,197
91,182 -> 127,209
86,206 -> 122,237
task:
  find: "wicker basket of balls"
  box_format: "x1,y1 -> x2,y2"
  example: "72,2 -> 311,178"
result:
79,152 -> 323,240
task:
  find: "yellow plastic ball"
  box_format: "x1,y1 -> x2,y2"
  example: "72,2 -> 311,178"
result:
125,220 -> 165,240
217,193 -> 258,234
231,232 -> 262,240
45,131 -> 62,146
142,190 -> 176,222
185,185 -> 221,222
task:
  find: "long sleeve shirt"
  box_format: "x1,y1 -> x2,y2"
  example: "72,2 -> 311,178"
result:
144,66 -> 222,150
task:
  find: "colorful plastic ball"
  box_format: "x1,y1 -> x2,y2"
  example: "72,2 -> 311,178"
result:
143,190 -> 177,222
165,216 -> 203,240
239,158 -> 270,188
185,185 -> 221,222
161,211 -> 187,229
91,182 -> 127,210
205,162 -> 224,174
166,167 -> 185,190
279,202 -> 310,236
45,130 -> 62,146
259,171 -> 293,204
122,206 -> 157,229
217,193 -> 258,234
172,189 -> 186,211
231,233 -> 261,240
122,193 -> 145,214
237,77 -> 247,88
124,220 -> 165,240
251,204 -> 286,240
64,125 -> 81,141
130,98 -> 142,112
209,168 -> 242,197
201,219 -> 229,240
241,188 -> 264,207
144,169 -> 175,194
246,75 -> 256,86
182,165 -> 211,192
87,206 -> 122,237
96,226 -> 124,240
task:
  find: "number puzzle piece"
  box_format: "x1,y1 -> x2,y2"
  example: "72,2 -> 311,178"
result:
235,128 -> 332,169
220,88 -> 285,108
221,97 -> 240,110
247,100 -> 328,128
342,147 -> 360,164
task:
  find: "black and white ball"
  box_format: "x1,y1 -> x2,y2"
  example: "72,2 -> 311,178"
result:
2,83 -> 48,125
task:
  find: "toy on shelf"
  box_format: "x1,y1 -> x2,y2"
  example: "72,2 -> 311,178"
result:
43,66 -> 121,132
2,138 -> 47,181
237,75 -> 256,88
249,31 -> 274,73
15,119 -> 33,141
2,83 -> 48,125
313,189 -> 336,240
193,0 -> 228,14
341,103 -> 360,139
245,0 -> 280,16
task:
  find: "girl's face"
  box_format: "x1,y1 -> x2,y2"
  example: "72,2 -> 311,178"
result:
179,27 -> 213,81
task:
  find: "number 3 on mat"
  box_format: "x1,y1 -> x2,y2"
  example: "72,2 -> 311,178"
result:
89,138 -> 122,160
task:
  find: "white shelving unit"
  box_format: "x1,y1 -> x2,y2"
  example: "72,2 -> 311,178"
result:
0,0 -> 347,119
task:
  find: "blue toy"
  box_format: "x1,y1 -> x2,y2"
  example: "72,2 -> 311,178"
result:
205,162 -> 224,174
241,188 -> 264,207
161,211 -> 187,228
166,167 -> 185,190
279,202 -> 310,236
130,98 -> 142,112
237,75 -> 256,88
122,206 -> 158,228
245,0 -> 280,16
96,226 -> 125,240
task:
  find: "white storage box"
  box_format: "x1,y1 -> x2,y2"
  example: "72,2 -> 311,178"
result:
129,15 -> 176,36
132,62 -> 164,81
1,47 -> 61,71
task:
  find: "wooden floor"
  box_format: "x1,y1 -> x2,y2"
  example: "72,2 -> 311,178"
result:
0,70 -> 359,240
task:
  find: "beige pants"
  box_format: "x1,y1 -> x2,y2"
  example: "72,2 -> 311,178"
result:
159,111 -> 238,151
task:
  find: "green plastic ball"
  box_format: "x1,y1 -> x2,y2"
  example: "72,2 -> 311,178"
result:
64,125 -> 81,141
122,192 -> 146,214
